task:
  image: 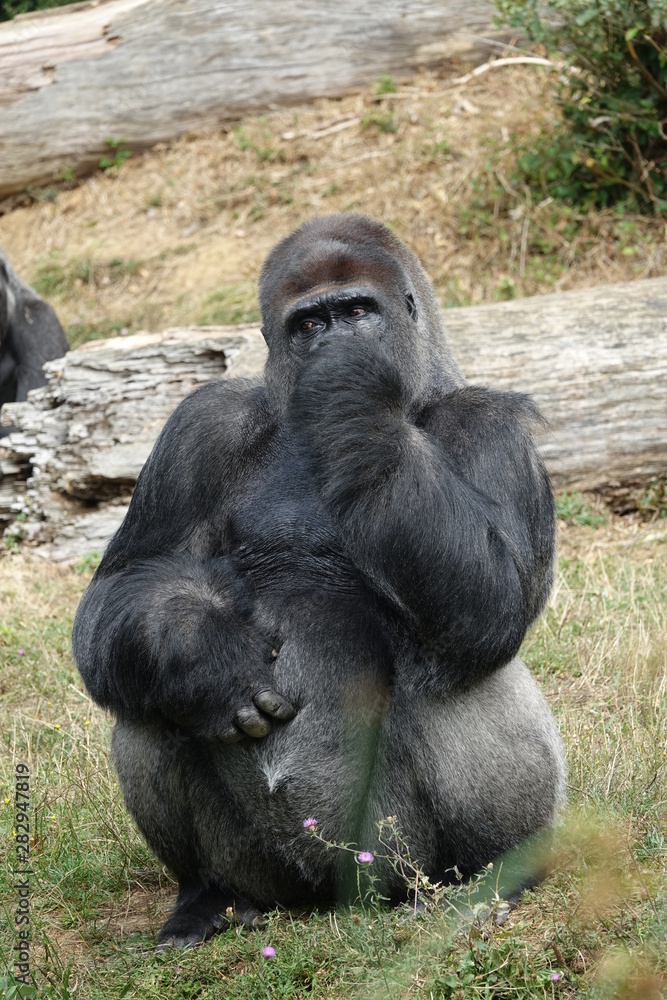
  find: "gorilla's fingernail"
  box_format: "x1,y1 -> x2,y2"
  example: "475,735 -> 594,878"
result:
254,689 -> 296,720
236,707 -> 271,738
272,702 -> 296,721
253,689 -> 280,713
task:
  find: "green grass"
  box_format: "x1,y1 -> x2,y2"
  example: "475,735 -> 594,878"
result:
197,282 -> 260,327
65,319 -> 132,351
0,522 -> 665,998
31,256 -> 142,300
555,493 -> 608,528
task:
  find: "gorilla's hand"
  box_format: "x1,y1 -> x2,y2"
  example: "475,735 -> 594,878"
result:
210,667 -> 297,745
73,553 -> 296,741
143,559 -> 297,741
157,594 -> 296,743
289,333 -> 404,431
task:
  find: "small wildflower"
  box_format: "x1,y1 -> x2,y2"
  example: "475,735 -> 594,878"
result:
551,973 -> 561,983
357,851 -> 374,864
3,797 -> 9,805
303,817 -> 318,831
18,649 -> 25,656
55,724 -> 61,730
51,814 -> 56,820
262,946 -> 276,958
84,720 -> 90,726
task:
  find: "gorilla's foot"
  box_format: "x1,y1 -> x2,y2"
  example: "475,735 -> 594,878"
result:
155,880 -> 265,951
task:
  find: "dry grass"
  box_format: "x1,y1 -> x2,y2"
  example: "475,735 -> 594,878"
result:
0,517 -> 665,999
1,64 -> 666,347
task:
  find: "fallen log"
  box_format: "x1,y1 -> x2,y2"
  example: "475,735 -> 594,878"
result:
0,0 -> 499,200
1,276 -> 666,560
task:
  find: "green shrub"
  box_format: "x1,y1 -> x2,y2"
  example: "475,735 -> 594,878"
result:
98,136 -> 132,171
0,0 -> 72,19
495,0 -> 667,213
555,492 -> 607,526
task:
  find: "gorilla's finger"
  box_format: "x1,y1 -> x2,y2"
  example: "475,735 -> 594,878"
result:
216,725 -> 245,744
235,706 -> 272,738
253,688 -> 296,721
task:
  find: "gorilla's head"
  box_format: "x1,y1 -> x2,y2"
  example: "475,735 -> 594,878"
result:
258,215 -> 464,413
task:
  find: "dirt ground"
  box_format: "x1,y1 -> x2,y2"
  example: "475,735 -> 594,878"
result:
1,62 -> 666,348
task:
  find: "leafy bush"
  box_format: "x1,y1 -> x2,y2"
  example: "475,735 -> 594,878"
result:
555,492 -> 607,526
495,1 -> 667,212
1,0 -> 72,19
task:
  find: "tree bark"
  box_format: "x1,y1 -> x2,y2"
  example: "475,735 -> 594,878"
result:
0,0 -> 499,199
1,276 -> 666,560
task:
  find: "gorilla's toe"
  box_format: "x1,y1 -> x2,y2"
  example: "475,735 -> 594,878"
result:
155,931 -> 204,953
156,881 -> 265,950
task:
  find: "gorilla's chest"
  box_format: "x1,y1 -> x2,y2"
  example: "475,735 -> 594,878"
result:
229,444 -> 357,595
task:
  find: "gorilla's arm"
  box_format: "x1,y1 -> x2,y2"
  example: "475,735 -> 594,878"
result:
290,338 -> 554,688
72,381 -> 294,739
10,295 -> 68,401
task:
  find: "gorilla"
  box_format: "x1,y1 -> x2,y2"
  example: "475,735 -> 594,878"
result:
0,249 -> 68,437
72,214 -> 564,949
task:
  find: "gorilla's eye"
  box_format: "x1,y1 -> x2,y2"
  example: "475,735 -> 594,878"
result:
300,319 -> 318,332
348,306 -> 366,317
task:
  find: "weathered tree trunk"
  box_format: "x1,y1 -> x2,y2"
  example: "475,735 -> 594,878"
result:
0,0 -> 499,199
0,326 -> 266,556
1,276 -> 666,560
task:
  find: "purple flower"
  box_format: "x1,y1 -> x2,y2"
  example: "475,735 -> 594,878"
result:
551,973 -> 561,982
357,851 -> 374,864
303,817 -> 318,831
18,649 -> 25,656
262,946 -> 276,958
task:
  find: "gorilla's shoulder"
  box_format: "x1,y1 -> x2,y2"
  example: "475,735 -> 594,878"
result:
175,376 -> 269,419
142,378 -> 276,483
421,385 -> 544,437
163,377 -> 274,443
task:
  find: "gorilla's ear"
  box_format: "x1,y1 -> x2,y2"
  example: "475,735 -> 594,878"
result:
404,291 -> 418,322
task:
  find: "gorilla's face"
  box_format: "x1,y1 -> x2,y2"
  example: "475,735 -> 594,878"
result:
284,285 -> 391,359
258,214 -> 462,415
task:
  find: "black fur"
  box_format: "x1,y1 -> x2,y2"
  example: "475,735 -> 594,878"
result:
72,214 -> 564,949
0,249 -> 68,436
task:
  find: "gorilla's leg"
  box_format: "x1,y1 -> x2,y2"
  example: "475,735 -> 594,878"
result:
377,658 -> 565,900
111,720 -> 265,949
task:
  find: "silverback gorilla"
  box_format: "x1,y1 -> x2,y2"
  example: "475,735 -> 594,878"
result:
72,215 -> 564,949
0,249 -> 68,437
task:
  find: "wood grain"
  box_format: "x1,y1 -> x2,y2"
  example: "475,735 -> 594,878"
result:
0,0 -> 498,198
